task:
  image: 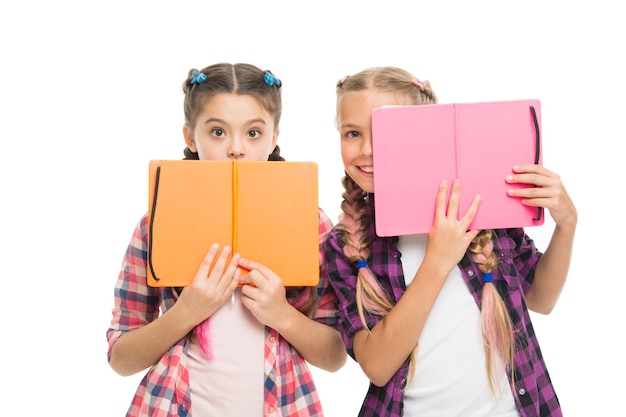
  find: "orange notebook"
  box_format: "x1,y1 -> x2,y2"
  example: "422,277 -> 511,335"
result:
371,99 -> 544,236
147,160 -> 320,287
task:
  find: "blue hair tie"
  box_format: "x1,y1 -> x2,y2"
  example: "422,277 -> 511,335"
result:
482,272 -> 493,283
190,70 -> 207,85
356,260 -> 368,269
264,71 -> 281,87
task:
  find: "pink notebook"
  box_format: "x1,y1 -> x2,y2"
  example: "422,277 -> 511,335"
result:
371,99 -> 544,236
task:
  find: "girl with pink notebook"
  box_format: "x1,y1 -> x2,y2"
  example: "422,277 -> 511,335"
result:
323,66 -> 576,417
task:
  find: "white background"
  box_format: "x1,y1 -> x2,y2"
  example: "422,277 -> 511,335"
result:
1,1 -> 623,415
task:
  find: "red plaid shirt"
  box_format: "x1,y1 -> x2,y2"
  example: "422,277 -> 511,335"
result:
107,209 -> 336,417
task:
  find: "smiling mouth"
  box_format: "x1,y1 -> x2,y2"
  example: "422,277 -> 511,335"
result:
359,166 -> 373,173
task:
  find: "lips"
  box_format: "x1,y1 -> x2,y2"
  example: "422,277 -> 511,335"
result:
359,165 -> 373,173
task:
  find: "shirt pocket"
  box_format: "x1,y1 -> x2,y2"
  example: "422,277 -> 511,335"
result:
495,236 -> 523,293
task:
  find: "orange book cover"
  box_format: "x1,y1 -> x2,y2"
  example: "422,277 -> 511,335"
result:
147,160 -> 320,287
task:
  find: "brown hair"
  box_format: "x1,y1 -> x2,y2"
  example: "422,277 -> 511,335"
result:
181,63 -> 285,162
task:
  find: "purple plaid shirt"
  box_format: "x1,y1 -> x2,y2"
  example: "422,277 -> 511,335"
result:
323,197 -> 562,417
108,209 -> 336,417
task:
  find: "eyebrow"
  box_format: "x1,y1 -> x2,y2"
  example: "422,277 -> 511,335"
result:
203,117 -> 225,125
339,122 -> 361,130
245,118 -> 268,126
203,117 -> 268,126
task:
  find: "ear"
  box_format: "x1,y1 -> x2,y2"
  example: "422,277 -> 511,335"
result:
271,127 -> 279,151
183,124 -> 197,152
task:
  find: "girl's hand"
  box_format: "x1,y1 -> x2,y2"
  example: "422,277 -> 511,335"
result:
506,164 -> 577,228
425,179 -> 481,276
237,258 -> 291,329
177,243 -> 241,326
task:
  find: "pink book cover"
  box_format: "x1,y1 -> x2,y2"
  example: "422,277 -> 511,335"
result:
371,99 -> 544,237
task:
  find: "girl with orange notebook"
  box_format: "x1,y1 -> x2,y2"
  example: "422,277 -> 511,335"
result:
107,63 -> 346,417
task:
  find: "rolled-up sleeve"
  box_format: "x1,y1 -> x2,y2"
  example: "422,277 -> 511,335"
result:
106,215 -> 161,361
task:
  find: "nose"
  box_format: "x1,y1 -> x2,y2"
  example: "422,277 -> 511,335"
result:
228,137 -> 245,159
360,134 -> 373,156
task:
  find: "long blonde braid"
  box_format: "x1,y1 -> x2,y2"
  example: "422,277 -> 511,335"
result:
468,230 -> 516,392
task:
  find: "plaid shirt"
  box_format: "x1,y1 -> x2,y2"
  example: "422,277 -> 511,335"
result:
107,209 -> 336,417
323,197 -> 562,417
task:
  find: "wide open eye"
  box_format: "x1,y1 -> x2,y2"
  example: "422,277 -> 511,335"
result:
210,128 -> 225,138
248,129 -> 262,139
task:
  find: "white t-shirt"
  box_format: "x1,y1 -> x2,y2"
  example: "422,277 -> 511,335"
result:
187,287 -> 265,416
398,234 -> 519,417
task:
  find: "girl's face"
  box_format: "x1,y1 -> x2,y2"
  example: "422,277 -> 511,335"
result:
184,93 -> 278,161
337,89 -> 413,193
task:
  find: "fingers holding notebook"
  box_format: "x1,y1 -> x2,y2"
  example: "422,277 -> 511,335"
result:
178,244 -> 241,323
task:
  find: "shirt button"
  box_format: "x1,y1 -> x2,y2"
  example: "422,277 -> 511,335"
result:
269,336 -> 276,343
518,388 -> 526,395
467,269 -> 474,277
269,372 -> 275,379
268,406 -> 275,413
